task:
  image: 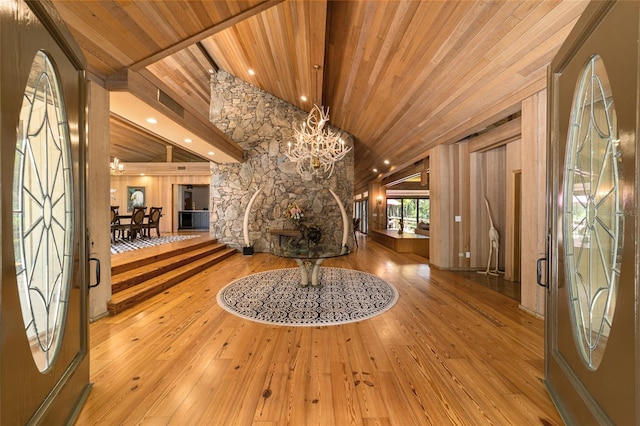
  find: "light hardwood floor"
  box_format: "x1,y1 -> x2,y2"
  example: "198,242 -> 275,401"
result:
77,236 -> 560,425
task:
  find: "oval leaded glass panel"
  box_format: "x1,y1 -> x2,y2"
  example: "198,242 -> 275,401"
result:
563,55 -> 622,370
13,50 -> 74,373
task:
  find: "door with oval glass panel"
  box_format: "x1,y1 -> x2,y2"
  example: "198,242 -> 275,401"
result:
546,1 -> 638,423
1,1 -> 90,424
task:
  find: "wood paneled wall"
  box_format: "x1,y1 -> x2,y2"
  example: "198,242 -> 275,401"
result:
87,78 -> 112,321
469,147 -> 507,271
470,139 -> 521,280
429,145 -> 447,268
110,174 -> 210,233
504,141 -> 522,281
469,140 -> 522,277
368,182 -> 385,231
428,89 -> 548,317
454,142 -> 471,270
520,90 -> 548,317
429,142 -> 470,270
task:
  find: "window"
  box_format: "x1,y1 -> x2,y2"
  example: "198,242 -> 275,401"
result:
418,199 -> 430,224
354,199 -> 368,234
14,50 -> 74,372
387,198 -> 430,231
563,55 -> 621,369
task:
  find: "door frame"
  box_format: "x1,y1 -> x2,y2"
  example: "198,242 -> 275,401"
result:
511,170 -> 521,282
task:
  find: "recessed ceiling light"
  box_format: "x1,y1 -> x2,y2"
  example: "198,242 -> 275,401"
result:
184,138 -> 192,143
248,69 -> 255,75
301,95 -> 308,102
146,117 -> 158,124
208,151 -> 215,156
140,173 -> 145,176
384,160 -> 390,165
373,168 -> 378,173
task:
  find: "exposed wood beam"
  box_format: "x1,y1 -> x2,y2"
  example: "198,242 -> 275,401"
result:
421,158 -> 429,187
166,145 -> 173,162
129,0 -> 285,71
116,162 -> 211,176
197,42 -> 219,73
110,114 -> 207,163
106,68 -> 244,162
382,163 -> 423,187
468,117 -> 522,153
311,0 -> 328,106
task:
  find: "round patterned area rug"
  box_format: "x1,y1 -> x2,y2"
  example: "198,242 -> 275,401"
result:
217,267 -> 398,326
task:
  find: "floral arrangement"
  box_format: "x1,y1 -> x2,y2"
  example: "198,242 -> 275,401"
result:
285,202 -> 304,223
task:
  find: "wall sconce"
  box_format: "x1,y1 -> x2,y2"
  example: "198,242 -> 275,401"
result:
376,195 -> 383,205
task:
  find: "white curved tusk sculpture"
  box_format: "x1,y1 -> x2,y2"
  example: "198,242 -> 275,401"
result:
243,187 -> 262,247
329,189 -> 349,251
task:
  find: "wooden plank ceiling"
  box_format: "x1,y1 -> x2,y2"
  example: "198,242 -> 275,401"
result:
110,115 -> 203,163
52,0 -> 589,190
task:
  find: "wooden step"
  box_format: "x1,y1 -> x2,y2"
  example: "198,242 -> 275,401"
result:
107,247 -> 237,315
111,242 -> 230,294
111,236 -> 220,275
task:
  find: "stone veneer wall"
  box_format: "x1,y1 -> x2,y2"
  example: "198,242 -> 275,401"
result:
208,71 -> 354,252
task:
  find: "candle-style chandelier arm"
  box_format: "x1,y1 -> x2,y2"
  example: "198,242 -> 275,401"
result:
110,157 -> 124,175
285,104 -> 352,180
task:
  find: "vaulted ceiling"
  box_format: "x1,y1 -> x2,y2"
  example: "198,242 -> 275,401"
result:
51,0 -> 589,191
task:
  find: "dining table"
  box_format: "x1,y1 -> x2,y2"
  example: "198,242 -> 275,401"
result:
111,211 -> 150,241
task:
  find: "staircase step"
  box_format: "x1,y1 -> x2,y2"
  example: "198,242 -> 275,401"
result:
111,242 -> 230,294
111,236 -> 219,275
107,247 -> 237,315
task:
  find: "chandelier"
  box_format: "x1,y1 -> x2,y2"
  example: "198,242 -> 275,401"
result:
110,157 -> 124,175
286,104 -> 351,180
285,64 -> 351,180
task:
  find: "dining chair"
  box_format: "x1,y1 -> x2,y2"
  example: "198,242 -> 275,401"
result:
144,207 -> 162,238
110,206 -> 127,242
128,206 -> 146,240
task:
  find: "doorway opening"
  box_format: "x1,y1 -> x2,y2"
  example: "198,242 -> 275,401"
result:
177,184 -> 210,231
